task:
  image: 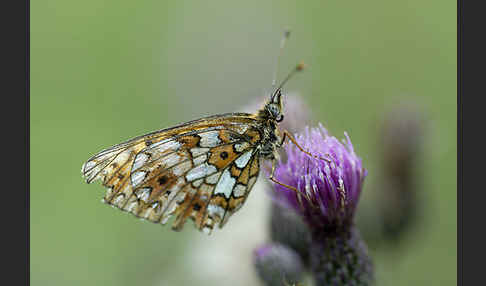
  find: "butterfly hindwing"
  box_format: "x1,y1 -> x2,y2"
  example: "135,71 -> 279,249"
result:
186,148 -> 260,234
167,138 -> 259,232
221,149 -> 260,226
81,113 -> 264,234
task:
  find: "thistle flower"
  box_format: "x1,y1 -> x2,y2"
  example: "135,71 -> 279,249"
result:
271,124 -> 366,231
271,124 -> 373,285
253,243 -> 305,286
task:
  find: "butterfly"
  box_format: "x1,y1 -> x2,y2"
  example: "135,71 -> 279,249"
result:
81,33 -> 322,234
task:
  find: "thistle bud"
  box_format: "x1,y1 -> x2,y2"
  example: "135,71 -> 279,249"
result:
253,243 -> 305,286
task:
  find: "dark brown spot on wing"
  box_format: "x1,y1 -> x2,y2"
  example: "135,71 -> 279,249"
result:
158,175 -> 168,185
143,168 -> 180,203
190,184 -> 214,229
172,184 -> 199,231
220,151 -> 228,159
208,145 -> 239,169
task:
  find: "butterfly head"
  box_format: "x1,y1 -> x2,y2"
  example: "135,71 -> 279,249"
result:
264,88 -> 284,123
261,62 -> 305,123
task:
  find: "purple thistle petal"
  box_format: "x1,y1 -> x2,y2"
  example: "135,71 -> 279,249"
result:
270,124 -> 367,231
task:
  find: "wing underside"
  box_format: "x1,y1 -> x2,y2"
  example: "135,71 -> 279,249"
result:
81,113 -> 262,234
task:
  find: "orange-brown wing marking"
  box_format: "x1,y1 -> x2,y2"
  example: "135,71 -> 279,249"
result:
220,152 -> 260,227
119,145 -> 244,225
191,125 -> 265,233
94,125 -> 257,231
82,112 -> 257,183
169,141 -> 256,232
188,148 -> 261,234
81,112 -> 258,210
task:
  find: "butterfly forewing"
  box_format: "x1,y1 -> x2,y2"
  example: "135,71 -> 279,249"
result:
81,113 -> 263,234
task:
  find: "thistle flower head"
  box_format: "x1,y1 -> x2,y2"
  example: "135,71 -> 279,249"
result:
272,124 -> 367,232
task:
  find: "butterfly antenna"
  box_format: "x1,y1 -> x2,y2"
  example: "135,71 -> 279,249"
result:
277,62 -> 306,90
271,61 -> 306,100
271,28 -> 291,88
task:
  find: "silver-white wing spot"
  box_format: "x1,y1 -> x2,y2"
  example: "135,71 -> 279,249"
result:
190,147 -> 210,157
125,200 -> 138,212
161,153 -> 183,169
233,184 -> 247,197
186,163 -> 217,182
192,178 -> 204,187
205,172 -> 221,185
82,161 -> 96,173
131,171 -> 147,187
135,187 -> 152,202
131,138 -> 184,171
132,153 -> 149,171
234,150 -> 253,168
234,142 -> 251,152
207,204 -> 225,219
213,168 -> 236,199
193,154 -> 208,166
172,160 -> 193,177
149,140 -> 181,153
198,131 -> 221,147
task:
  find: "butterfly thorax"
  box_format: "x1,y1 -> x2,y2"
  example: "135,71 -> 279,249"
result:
254,90 -> 285,160
256,118 -> 282,160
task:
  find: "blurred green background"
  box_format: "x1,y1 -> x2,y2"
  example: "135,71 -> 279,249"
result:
31,1 -> 456,285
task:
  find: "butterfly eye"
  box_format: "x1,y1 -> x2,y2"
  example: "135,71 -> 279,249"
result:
276,114 -> 284,123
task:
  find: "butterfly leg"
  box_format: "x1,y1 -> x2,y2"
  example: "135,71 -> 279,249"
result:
268,159 -> 312,203
281,130 -> 332,163
268,159 -> 299,194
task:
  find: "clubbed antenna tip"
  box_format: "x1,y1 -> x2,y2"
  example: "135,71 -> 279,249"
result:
274,62 -> 306,92
296,61 -> 306,71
